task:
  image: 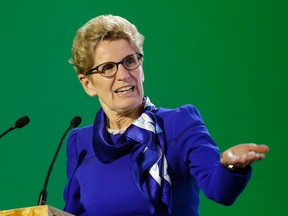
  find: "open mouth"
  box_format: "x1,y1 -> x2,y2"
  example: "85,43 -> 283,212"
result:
115,85 -> 134,94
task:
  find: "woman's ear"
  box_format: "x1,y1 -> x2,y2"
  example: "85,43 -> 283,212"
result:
141,72 -> 145,82
78,74 -> 97,96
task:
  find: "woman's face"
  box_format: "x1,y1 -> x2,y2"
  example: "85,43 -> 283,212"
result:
78,39 -> 144,117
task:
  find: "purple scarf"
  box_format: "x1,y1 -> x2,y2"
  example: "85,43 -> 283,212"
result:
92,97 -> 171,215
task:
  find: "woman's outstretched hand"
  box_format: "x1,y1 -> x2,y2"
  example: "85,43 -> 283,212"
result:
220,143 -> 270,169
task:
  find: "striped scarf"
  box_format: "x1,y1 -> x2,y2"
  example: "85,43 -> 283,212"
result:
93,97 -> 172,215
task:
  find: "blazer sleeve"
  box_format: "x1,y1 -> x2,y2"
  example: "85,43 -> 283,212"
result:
172,105 -> 252,205
63,129 -> 86,216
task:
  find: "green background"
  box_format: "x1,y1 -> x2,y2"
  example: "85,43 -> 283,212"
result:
0,0 -> 287,215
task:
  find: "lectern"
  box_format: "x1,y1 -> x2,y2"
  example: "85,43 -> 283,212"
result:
0,205 -> 75,216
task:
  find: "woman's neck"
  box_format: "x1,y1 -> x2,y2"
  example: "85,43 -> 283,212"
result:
106,104 -> 144,130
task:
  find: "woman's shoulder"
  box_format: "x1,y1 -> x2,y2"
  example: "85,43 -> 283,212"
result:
69,124 -> 94,138
154,104 -> 206,140
67,124 -> 94,157
155,104 -> 204,124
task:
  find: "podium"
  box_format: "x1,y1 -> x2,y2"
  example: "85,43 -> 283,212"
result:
0,205 -> 75,216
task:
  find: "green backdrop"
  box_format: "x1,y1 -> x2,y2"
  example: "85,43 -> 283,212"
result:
0,0 -> 287,215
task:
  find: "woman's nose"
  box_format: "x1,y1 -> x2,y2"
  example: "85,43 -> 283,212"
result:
116,64 -> 131,80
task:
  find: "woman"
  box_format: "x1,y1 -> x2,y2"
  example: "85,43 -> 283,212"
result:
63,15 -> 269,216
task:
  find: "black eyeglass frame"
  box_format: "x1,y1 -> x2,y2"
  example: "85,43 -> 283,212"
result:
85,53 -> 143,78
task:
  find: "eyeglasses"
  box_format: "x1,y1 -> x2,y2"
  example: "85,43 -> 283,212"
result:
85,53 -> 143,78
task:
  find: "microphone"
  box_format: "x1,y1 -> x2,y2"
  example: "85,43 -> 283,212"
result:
0,116 -> 30,139
37,116 -> 82,205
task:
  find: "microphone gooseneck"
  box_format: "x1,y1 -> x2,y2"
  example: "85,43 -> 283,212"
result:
0,116 -> 30,139
37,116 -> 82,205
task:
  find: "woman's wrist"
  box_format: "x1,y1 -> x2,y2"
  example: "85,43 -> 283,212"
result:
220,157 -> 241,171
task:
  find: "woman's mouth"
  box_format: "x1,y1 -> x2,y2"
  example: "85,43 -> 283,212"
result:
115,85 -> 134,94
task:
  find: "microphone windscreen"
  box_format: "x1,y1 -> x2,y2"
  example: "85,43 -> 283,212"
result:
70,116 -> 82,128
15,116 -> 30,128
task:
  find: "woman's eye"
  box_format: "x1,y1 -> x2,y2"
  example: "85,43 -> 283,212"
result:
125,57 -> 136,66
101,63 -> 115,72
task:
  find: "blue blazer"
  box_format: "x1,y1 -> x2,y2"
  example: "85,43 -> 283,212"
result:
63,105 -> 251,216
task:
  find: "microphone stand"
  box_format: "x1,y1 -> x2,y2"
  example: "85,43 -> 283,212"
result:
37,116 -> 81,205
0,128 -> 12,139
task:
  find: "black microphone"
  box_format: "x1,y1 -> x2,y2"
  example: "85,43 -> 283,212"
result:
0,116 -> 30,139
37,116 -> 82,205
